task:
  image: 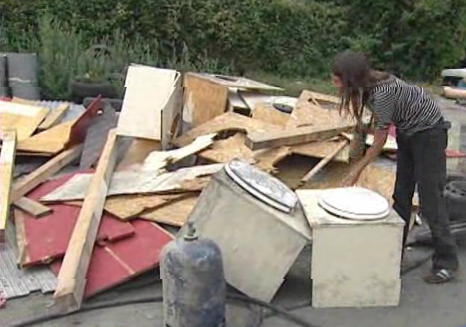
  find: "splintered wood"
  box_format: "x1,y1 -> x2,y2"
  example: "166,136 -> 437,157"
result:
0,130 -> 17,242
142,133 -> 216,171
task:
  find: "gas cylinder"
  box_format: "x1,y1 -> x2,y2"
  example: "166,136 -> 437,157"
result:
160,221 -> 226,327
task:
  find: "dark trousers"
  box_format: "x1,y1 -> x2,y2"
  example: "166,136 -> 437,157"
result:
394,120 -> 459,271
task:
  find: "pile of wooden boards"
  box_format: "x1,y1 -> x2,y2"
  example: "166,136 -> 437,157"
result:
0,66 -> 405,314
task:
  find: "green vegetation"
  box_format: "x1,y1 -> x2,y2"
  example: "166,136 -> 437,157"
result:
1,0 -> 465,99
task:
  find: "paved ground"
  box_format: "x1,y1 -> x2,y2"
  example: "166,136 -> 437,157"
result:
2,97 -> 466,327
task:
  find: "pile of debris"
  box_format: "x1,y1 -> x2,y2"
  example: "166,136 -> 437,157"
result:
0,65 -> 417,311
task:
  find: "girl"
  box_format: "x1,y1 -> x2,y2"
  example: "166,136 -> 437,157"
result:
333,50 -> 459,284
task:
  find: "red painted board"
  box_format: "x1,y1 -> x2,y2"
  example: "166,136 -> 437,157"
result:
17,171 -> 135,266
50,219 -> 174,299
66,95 -> 103,149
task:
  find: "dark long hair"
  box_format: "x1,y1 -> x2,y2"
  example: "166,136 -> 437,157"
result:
333,50 -> 389,122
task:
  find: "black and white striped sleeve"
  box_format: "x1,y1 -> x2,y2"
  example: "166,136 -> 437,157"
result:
371,88 -> 395,131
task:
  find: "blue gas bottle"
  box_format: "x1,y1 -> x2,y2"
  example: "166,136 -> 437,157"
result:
160,221 -> 226,327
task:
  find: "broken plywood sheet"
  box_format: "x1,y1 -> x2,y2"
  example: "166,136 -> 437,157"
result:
0,101 -> 49,141
140,195 -> 199,226
141,133 -> 216,171
174,112 -> 282,147
291,139 -> 350,162
286,90 -> 356,129
117,65 -> 179,140
80,106 -> 118,169
41,164 -> 224,201
184,73 -> 229,126
116,138 -> 161,171
17,120 -> 75,154
198,133 -> 289,173
50,219 -> 173,299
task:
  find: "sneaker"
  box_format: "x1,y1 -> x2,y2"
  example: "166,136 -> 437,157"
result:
423,269 -> 457,284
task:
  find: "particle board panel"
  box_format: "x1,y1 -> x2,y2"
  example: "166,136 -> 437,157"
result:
41,164 -> 224,201
0,130 -> 16,242
0,101 -> 49,141
116,138 -> 161,171
117,65 -> 178,140
184,73 -> 229,126
252,103 -> 290,127
103,193 -> 188,220
50,219 -> 174,299
291,139 -> 350,162
139,194 -> 199,226
173,112 -> 282,147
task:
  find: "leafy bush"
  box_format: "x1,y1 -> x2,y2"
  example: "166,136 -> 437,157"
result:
2,0 -> 466,99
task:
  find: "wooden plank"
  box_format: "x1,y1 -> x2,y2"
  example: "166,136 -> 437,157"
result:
184,73 -> 229,126
141,133 -> 216,171
41,164 -> 223,202
11,145 -> 83,202
245,125 -> 354,150
306,90 -> 340,105
0,130 -> 16,242
53,129 -> 120,312
38,104 -> 69,131
116,138 -> 161,171
173,112 -> 282,147
140,195 -> 199,226
0,101 -> 49,141
14,197 -> 52,217
117,65 -> 178,140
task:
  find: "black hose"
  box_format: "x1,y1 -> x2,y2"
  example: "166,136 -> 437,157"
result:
8,294 -> 320,327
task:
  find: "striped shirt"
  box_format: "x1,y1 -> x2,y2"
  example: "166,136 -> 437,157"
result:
366,75 -> 442,137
